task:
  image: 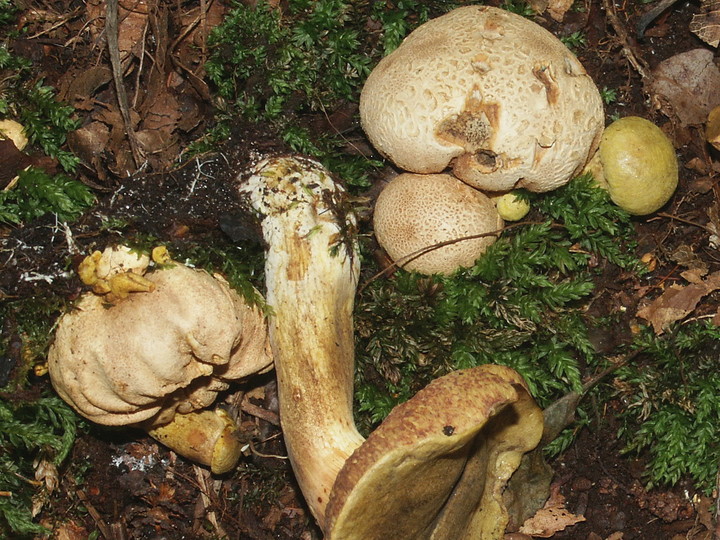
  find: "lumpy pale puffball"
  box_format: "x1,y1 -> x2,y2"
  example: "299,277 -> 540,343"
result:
360,5 -> 604,193
373,173 -> 503,275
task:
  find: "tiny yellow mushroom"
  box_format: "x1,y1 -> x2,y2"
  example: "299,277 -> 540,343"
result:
493,191 -> 531,221
77,250 -> 103,286
152,245 -> 172,265
106,271 -> 156,302
77,246 -> 154,303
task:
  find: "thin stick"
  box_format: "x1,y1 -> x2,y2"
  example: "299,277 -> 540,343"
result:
76,489 -> 114,540
602,0 -> 650,81
106,0 -> 143,170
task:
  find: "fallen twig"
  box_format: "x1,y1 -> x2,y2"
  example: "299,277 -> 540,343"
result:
602,0 -> 650,81
106,0 -> 143,170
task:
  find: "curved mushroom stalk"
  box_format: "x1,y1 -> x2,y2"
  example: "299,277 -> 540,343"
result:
242,156 -> 543,538
241,156 -> 365,523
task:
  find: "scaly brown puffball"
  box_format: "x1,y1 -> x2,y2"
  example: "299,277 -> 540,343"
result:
373,173 -> 503,275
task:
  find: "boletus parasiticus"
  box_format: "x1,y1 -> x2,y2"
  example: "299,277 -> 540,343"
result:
360,5 -> 604,193
584,116 -> 678,215
48,246 -> 273,474
241,155 -> 543,539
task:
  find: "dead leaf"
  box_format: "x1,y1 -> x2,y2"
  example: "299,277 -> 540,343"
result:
547,0 -> 574,21
681,267 -> 708,283
86,0 -> 150,65
670,244 -> 709,275
648,48 -> 720,126
636,270 -> 720,333
690,0 -> 720,47
51,520 -> 91,540
68,121 -> 111,171
518,487 -> 585,537
707,105 -> 720,151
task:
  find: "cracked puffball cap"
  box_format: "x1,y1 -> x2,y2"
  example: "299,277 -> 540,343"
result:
373,172 -> 503,275
593,116 -> 678,215
360,5 -> 604,193
48,259 -> 272,427
324,364 -> 543,539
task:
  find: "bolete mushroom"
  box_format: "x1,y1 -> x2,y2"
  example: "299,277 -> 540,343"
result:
584,116 -> 678,215
241,155 -> 543,538
360,5 -> 604,193
373,172 -> 503,275
48,246 -> 273,473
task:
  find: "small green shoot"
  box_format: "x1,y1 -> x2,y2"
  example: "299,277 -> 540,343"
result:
561,31 -> 587,51
500,0 -> 536,18
600,86 -> 618,105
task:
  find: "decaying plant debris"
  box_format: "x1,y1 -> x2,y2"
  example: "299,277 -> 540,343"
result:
2,0 -> 720,538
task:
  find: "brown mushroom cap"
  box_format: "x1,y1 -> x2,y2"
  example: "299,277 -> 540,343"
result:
360,5 -> 604,193
373,172 -> 503,275
48,262 -> 272,427
325,364 -> 544,539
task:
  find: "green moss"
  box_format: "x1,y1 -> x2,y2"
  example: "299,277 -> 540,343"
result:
204,0 -> 456,188
0,39 -> 87,225
0,167 -> 94,225
0,395 -> 79,536
617,321 -> 720,493
0,47 -> 80,173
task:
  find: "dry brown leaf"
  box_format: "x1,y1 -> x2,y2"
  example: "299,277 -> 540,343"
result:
518,488 -> 585,537
690,0 -> 720,47
86,0 -> 150,64
52,520 -> 91,540
518,505 -> 585,537
707,105 -> 720,151
636,270 -> 720,334
648,48 -> 720,126
68,121 -> 111,171
547,0 -> 574,21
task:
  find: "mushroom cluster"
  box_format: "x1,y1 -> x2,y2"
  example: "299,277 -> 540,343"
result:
48,246 -> 272,473
361,5 -> 605,274
240,155 -> 543,538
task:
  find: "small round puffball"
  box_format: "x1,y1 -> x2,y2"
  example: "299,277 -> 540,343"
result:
373,173 -> 503,275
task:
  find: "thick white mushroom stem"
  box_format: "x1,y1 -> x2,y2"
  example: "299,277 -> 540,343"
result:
241,156 -> 365,526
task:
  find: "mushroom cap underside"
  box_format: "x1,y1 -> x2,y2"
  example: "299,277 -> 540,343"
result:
48,263 -> 272,426
360,5 -> 603,192
324,364 -> 543,539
